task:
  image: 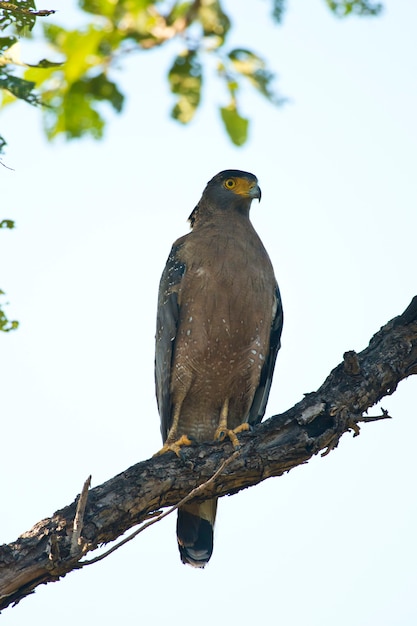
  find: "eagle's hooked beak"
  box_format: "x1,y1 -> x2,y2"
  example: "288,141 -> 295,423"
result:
249,183 -> 261,202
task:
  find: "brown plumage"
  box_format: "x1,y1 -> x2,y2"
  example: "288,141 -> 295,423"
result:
155,170 -> 283,567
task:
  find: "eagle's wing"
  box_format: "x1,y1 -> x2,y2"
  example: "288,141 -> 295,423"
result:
248,284 -> 283,425
155,242 -> 185,441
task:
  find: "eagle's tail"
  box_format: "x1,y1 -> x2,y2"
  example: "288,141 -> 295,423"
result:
176,498 -> 217,568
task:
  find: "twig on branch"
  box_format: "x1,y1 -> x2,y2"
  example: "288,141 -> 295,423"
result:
70,475 -> 91,557
0,2 -> 56,17
77,451 -> 239,568
357,408 -> 392,423
0,296 -> 416,611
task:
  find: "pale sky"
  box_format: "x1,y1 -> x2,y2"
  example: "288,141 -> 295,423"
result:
1,1 -> 417,624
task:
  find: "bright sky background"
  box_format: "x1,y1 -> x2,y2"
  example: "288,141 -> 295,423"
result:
1,1 -> 417,624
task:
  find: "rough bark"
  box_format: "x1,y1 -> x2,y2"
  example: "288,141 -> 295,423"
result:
1,297 -> 417,611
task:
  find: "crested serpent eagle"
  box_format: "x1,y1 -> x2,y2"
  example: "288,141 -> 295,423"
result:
155,169 -> 283,567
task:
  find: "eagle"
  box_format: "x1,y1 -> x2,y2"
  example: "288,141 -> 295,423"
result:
155,170 -> 283,567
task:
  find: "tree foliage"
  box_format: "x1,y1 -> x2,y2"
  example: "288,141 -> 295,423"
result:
0,0 -> 383,155
325,0 -> 383,17
0,289 -> 18,332
0,220 -> 18,332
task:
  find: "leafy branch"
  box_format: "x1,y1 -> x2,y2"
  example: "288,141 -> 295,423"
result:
0,0 -> 384,154
325,0 -> 383,17
0,0 -> 60,153
0,288 -> 18,331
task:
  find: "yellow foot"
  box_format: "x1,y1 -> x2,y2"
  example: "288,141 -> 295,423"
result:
154,434 -> 192,458
214,423 -> 250,448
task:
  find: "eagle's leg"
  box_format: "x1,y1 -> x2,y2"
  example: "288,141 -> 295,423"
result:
214,399 -> 250,448
155,400 -> 192,457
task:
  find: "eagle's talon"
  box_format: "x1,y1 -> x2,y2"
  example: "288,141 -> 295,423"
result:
233,422 -> 250,435
215,430 -> 226,442
154,434 -> 193,458
214,425 -> 248,448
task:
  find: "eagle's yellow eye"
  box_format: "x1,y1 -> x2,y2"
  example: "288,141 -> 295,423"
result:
224,179 -> 236,189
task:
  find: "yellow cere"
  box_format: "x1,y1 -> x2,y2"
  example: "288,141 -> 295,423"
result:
223,177 -> 255,196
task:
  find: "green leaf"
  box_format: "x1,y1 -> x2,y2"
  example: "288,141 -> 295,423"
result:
220,103 -> 248,146
0,134 -> 6,153
23,23 -> 127,140
27,58 -> 64,69
79,0 -> 160,43
0,35 -> 17,53
48,85 -> 104,140
166,1 -> 194,23
0,291 -> 18,332
0,312 -> 19,331
271,0 -> 286,23
80,0 -> 154,18
71,73 -> 124,112
0,69 -> 40,105
80,0 -> 119,18
44,72 -> 124,139
88,73 -> 124,112
0,0 -> 37,34
0,219 -> 15,228
198,0 -> 231,45
43,24 -> 105,83
228,48 -> 283,105
325,1 -> 383,17
168,50 -> 202,123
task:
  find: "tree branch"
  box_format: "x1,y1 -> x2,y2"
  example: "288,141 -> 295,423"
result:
1,296 -> 416,611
